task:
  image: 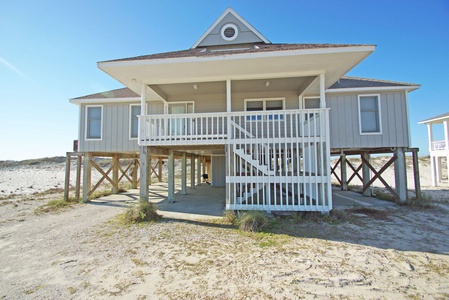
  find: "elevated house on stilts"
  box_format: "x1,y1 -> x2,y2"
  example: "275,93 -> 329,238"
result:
65,8 -> 421,212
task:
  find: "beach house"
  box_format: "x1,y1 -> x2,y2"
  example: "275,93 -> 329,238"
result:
67,8 -> 420,212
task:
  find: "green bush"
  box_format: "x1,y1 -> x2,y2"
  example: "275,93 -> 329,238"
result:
123,201 -> 161,223
238,211 -> 269,232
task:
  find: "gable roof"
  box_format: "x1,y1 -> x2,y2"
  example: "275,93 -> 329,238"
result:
191,8 -> 270,48
419,112 -> 449,124
71,87 -> 138,100
329,76 -> 420,89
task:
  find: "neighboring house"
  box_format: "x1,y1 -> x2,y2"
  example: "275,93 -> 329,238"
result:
419,113 -> 449,186
69,8 -> 420,212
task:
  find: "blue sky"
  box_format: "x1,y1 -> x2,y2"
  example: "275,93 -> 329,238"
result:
0,0 -> 448,160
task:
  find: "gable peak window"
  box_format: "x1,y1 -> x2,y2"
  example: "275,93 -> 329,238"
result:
221,23 -> 239,41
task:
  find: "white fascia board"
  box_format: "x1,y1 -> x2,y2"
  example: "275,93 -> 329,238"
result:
418,116 -> 449,124
69,97 -> 140,105
98,45 -> 376,69
326,85 -> 420,94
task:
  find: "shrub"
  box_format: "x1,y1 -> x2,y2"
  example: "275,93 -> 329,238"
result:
122,201 -> 161,223
223,210 -> 238,225
35,197 -> 79,214
238,211 -> 269,232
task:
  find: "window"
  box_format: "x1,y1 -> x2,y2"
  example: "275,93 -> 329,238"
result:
358,95 -> 381,134
130,104 -> 141,139
86,106 -> 102,139
245,98 -> 284,120
221,23 -> 239,41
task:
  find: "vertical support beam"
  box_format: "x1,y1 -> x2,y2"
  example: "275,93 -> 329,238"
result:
131,158 -> 138,189
202,156 -> 206,175
139,147 -> 150,201
412,150 -> 421,200
158,156 -> 163,182
112,155 -> 119,194
361,152 -> 371,197
197,155 -> 202,184
319,73 -> 326,108
168,150 -> 175,203
226,79 -> 232,112
341,154 -> 348,191
225,145 -> 230,208
82,153 -> 92,203
444,120 -> 449,151
190,155 -> 195,188
394,147 -> 407,204
76,155 -> 82,200
427,124 -> 436,186
64,154 -> 71,201
436,157 -> 442,183
181,152 -> 187,195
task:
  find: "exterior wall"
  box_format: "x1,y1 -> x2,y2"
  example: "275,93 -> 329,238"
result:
79,102 -> 141,153
231,90 -> 299,111
327,91 -> 410,149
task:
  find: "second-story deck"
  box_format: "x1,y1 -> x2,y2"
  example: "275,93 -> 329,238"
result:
138,108 -> 327,147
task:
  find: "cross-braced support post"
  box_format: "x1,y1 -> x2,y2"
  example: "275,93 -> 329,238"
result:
394,147 -> 407,204
361,152 -> 371,197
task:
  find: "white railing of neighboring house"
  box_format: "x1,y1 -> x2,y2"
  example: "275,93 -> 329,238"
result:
431,140 -> 447,151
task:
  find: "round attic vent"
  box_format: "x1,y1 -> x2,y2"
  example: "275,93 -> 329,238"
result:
221,23 -> 238,41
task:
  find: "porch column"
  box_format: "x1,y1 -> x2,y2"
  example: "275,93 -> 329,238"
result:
361,152 -> 371,197
158,156 -> 163,182
197,155 -> 202,184
319,73 -> 326,108
427,124 -> 436,186
168,150 -> 175,203
139,147 -> 150,201
394,147 -> 407,204
82,153 -> 92,203
444,121 -> 449,184
340,154 -> 348,191
181,152 -> 187,195
190,155 -> 195,188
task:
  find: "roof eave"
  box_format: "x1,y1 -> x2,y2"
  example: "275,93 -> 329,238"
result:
98,45 -> 376,69
326,85 -> 420,94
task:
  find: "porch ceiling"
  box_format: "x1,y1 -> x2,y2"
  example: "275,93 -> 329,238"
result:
98,46 -> 375,99
150,76 -> 316,98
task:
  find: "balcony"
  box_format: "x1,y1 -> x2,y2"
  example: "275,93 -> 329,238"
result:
138,109 -> 328,147
431,140 -> 447,151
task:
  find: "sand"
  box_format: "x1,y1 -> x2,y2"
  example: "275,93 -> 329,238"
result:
0,156 -> 448,299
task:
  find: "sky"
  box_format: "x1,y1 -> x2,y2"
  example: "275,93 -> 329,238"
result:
0,0 -> 448,160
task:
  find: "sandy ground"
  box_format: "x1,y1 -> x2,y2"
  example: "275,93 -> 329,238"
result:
1,156 -> 449,299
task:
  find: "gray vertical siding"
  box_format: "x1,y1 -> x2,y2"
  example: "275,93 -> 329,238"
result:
327,92 -> 410,148
211,156 -> 226,186
79,103 -> 140,153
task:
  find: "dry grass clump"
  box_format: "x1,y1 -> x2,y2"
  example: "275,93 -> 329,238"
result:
290,210 -> 349,224
35,197 -> 79,214
120,201 -> 161,224
237,211 -> 270,232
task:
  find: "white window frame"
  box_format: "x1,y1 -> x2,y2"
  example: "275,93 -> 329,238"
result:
129,104 -> 143,140
358,94 -> 382,135
244,98 -> 285,121
244,98 -> 285,111
85,105 -> 103,140
302,96 -> 321,109
165,101 -> 195,114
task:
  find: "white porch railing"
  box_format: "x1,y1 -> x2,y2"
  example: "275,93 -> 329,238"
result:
138,109 -> 325,146
431,140 -> 447,151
